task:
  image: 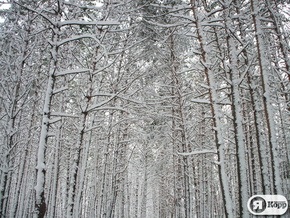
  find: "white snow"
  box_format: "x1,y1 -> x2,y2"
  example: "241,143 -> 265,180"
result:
55,68 -> 91,76
50,112 -> 79,118
57,35 -> 100,47
178,149 -> 217,156
190,98 -> 210,104
58,20 -> 120,27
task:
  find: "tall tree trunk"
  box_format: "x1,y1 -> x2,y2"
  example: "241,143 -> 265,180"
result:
190,1 -> 233,216
34,38 -> 57,218
34,3 -> 62,216
251,0 -> 282,194
223,2 -> 249,216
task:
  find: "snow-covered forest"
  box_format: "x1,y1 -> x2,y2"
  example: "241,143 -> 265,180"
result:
0,0 -> 289,217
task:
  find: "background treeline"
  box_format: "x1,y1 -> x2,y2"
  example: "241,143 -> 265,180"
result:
0,0 -> 289,217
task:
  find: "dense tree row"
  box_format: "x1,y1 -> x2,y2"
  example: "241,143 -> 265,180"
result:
0,0 -> 289,217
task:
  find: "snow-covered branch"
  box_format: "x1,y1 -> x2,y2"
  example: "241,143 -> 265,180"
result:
56,35 -> 100,47
50,112 -> 79,118
178,149 -> 217,156
55,68 -> 91,77
53,86 -> 68,95
58,20 -> 120,27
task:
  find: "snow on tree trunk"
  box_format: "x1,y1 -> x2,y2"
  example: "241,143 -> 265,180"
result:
34,50 -> 56,218
35,7 -> 61,216
1,0 -> 290,217
251,0 -> 282,194
223,2 -> 250,216
190,0 -> 234,216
